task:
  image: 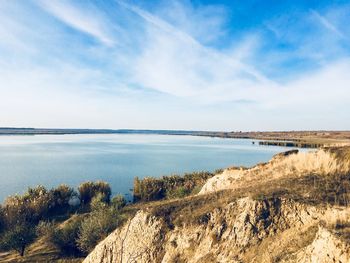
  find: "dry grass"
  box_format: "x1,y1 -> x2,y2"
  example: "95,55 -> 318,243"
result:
258,148 -> 350,180
0,236 -> 83,262
201,147 -> 350,196
324,217 -> 350,243
276,149 -> 350,175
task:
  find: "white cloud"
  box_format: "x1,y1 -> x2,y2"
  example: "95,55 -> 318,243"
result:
37,0 -> 115,46
269,60 -> 350,107
120,2 -> 276,102
155,0 -> 228,44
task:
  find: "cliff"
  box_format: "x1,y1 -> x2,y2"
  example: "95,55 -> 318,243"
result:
84,147 -> 350,263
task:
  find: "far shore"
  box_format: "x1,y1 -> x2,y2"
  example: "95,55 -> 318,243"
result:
1,128 -> 350,148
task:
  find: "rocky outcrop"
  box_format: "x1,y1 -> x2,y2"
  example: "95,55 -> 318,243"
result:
161,197 -> 321,263
83,211 -> 165,263
84,196 -> 350,263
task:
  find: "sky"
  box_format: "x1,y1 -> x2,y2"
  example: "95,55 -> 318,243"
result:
0,0 -> 349,131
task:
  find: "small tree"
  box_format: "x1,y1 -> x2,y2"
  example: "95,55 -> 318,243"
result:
138,177 -> 164,201
133,177 -> 141,202
90,193 -> 108,211
49,215 -> 83,256
49,184 -> 77,214
77,195 -> 120,253
111,195 -> 127,210
0,223 -> 36,256
36,220 -> 55,237
3,185 -> 52,227
78,181 -> 111,205
25,185 -> 51,220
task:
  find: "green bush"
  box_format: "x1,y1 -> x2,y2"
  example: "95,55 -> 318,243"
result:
138,177 -> 165,201
2,184 -> 81,230
133,171 -> 214,202
166,186 -> 190,199
0,182 -> 126,256
2,185 -> 52,226
36,220 -> 55,237
25,185 -> 51,219
111,195 -> 127,210
90,193 -> 109,212
0,223 -> 36,256
49,184 -> 77,214
49,215 -> 83,256
77,199 -> 120,253
78,181 -> 111,205
133,177 -> 141,202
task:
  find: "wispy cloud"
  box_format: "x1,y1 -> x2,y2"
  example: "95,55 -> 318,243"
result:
311,9 -> 345,39
37,0 -> 116,46
119,1 -> 276,102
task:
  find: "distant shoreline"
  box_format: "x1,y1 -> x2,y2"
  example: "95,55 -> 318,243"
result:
0,128 -> 205,136
1,128 -> 350,148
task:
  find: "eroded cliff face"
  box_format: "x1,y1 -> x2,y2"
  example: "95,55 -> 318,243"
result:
83,211 -> 165,263
161,197 -> 322,263
84,197 -> 350,263
84,148 -> 350,263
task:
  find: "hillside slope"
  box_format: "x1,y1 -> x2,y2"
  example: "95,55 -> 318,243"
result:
84,147 -> 350,263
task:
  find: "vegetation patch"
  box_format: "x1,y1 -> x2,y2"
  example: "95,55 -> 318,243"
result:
133,171 -> 217,202
0,181 -> 127,259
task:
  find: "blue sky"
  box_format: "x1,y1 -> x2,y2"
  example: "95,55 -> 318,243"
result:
0,0 -> 349,130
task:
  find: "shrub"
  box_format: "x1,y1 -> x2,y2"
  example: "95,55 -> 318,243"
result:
49,215 -> 83,256
2,184 -> 82,230
90,193 -> 108,212
137,177 -> 165,201
77,205 -> 119,253
2,185 -> 52,226
133,171 -> 214,202
36,220 -> 55,237
111,194 -> 127,210
167,186 -> 190,199
49,184 -> 77,214
133,177 -> 141,202
0,223 -> 36,256
78,181 -> 111,205
24,185 -> 51,219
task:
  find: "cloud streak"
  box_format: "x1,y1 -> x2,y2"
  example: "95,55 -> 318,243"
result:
311,9 -> 345,39
37,0 -> 116,46
119,1 -> 277,102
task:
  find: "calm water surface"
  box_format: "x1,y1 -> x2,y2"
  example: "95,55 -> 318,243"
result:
0,134 -> 297,201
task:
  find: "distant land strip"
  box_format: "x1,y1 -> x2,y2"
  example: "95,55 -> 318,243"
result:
1,128 -> 350,148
